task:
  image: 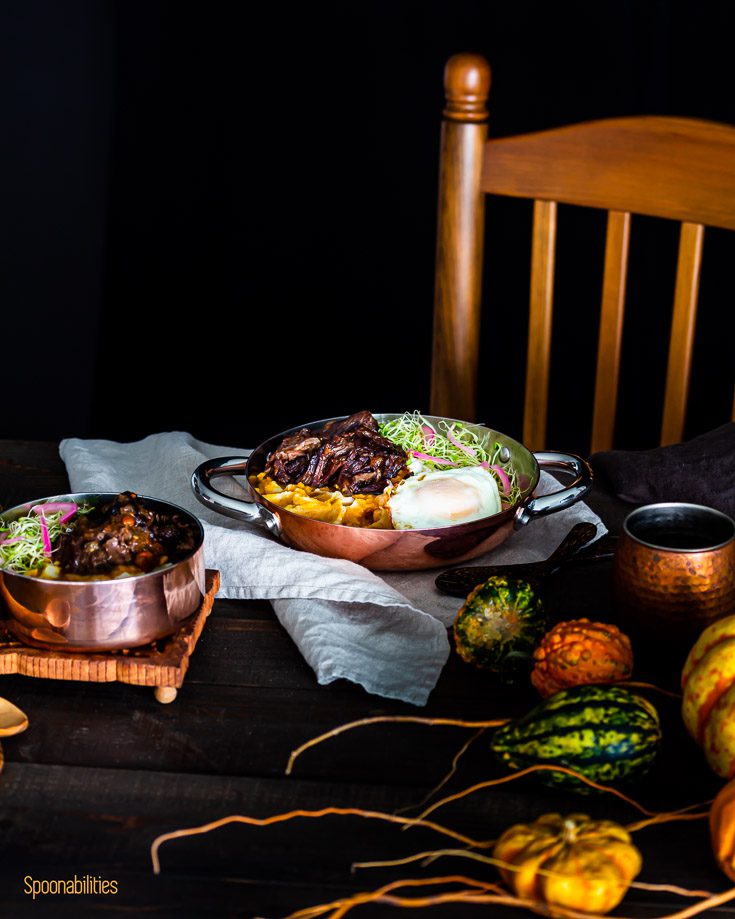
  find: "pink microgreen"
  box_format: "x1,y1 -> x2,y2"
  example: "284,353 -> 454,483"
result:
410,451 -> 459,466
446,426 -> 477,458
490,464 -> 511,495
39,515 -> 52,555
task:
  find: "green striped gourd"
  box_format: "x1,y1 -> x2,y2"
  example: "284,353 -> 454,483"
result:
490,684 -> 661,791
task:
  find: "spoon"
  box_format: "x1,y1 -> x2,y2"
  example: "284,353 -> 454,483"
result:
0,696 -> 29,736
435,521 -> 616,598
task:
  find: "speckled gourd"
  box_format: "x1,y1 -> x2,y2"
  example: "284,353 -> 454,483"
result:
452,576 -> 546,675
531,618 -> 634,697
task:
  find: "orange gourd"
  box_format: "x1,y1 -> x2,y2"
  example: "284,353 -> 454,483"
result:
531,619 -> 633,698
682,615 -> 735,778
711,779 -> 735,881
493,812 -> 642,915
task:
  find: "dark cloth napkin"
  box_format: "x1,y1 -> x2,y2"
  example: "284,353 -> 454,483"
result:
589,422 -> 735,518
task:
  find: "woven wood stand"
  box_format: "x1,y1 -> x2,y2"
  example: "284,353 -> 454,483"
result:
0,569 -> 220,704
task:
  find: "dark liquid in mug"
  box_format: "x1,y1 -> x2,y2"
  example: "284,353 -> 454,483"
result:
630,524 -> 716,549
628,507 -> 734,550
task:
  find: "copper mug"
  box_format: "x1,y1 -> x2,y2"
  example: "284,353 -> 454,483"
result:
613,502 -> 735,641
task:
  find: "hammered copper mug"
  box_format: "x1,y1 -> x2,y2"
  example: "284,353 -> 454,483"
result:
613,502 -> 735,641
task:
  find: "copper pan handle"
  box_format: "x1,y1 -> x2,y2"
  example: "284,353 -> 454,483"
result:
191,456 -> 282,535
515,451 -> 593,527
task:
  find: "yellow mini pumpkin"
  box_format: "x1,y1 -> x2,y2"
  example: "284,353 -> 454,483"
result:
682,614 -> 735,778
711,779 -> 735,881
531,619 -> 633,698
493,812 -> 642,915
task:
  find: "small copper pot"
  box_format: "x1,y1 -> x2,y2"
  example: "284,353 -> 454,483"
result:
0,493 -> 206,652
613,502 -> 735,641
191,413 -> 593,571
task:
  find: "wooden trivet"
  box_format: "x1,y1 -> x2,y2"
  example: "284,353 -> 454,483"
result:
0,569 -> 220,704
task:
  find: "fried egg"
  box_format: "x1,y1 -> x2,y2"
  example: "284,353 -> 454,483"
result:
388,466 -> 501,530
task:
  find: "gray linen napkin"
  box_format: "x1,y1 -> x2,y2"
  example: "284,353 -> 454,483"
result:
59,432 -> 605,706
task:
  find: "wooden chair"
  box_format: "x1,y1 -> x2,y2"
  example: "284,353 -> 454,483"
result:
430,53 -> 735,453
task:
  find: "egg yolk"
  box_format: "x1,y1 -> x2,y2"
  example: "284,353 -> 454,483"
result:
413,477 -> 482,520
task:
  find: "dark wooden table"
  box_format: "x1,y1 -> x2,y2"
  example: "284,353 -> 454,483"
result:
0,440 -> 730,918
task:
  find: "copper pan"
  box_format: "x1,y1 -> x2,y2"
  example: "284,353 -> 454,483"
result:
0,494 -> 206,651
191,414 -> 593,571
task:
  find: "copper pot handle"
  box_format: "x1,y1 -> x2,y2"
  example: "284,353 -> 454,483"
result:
191,457 -> 282,535
515,451 -> 593,527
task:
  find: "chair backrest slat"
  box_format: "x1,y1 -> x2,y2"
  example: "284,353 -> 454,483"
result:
523,200 -> 557,451
661,221 -> 705,445
481,117 -> 735,230
590,210 -> 632,453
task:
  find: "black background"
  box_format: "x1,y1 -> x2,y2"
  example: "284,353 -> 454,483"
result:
2,0 -> 733,455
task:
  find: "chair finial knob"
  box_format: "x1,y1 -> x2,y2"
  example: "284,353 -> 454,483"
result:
443,53 -> 491,122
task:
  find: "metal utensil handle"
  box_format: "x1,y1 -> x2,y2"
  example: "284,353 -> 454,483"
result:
544,521 -> 598,571
191,456 -> 281,535
515,451 -> 593,527
434,521 -> 597,597
434,563 -> 549,598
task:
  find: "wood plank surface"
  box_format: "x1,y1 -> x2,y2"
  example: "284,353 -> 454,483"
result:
0,762 -> 728,916
0,441 -> 733,917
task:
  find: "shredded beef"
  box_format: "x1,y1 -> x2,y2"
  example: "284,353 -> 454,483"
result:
56,492 -> 197,575
265,411 -> 407,495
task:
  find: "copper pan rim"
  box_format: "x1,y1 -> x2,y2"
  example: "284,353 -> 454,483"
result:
0,492 -> 205,584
